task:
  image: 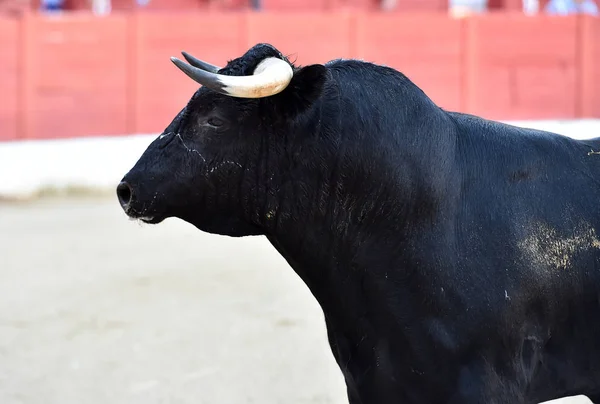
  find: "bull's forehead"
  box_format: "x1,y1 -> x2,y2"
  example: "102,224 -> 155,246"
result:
186,86 -> 232,109
161,89 -> 216,133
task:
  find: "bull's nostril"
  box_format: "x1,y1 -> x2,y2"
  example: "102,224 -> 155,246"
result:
116,181 -> 133,211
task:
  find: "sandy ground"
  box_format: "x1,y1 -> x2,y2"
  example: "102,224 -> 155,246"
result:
0,196 -> 593,404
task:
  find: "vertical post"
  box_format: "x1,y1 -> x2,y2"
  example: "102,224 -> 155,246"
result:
238,9 -> 249,55
462,16 -> 478,115
18,11 -> 34,140
577,14 -> 595,118
126,11 -> 138,135
347,10 -> 358,59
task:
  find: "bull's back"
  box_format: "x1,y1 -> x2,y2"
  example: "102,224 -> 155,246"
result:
452,114 -> 600,292
447,114 -> 600,399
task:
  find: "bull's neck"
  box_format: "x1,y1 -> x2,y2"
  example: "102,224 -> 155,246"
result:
263,134 -> 458,316
258,81 -> 459,311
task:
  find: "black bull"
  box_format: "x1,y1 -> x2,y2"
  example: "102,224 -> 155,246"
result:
117,43 -> 600,404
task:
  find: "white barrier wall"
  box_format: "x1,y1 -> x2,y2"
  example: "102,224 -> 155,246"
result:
1,119 -> 599,200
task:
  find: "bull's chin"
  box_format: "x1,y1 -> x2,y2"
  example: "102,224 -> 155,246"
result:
125,210 -> 168,225
138,215 -> 165,225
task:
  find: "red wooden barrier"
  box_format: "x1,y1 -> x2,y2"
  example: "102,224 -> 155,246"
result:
466,13 -> 579,121
579,15 -> 600,118
0,11 -> 599,142
0,17 -> 19,141
592,16 -> 600,118
355,12 -> 463,112
26,14 -> 129,139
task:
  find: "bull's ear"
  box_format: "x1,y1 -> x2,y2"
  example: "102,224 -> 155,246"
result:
274,64 -> 328,117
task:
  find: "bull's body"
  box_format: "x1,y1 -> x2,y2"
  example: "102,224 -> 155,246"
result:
118,44 -> 600,403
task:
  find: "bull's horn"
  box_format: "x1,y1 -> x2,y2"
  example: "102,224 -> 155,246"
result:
170,54 -> 293,99
181,51 -> 221,73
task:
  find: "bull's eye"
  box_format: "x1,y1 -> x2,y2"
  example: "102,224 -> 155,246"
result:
207,117 -> 224,127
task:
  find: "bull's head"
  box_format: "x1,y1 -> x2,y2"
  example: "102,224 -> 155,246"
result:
117,43 -> 328,237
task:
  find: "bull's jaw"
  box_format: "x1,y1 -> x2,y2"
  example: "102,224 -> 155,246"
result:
180,210 -> 264,237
